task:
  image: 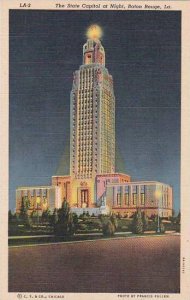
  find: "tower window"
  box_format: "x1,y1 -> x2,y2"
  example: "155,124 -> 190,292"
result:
117,194 -> 121,206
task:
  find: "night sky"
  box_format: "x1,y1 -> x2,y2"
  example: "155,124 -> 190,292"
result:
9,10 -> 181,213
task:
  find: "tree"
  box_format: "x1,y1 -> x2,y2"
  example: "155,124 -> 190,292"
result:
176,211 -> 181,224
41,209 -> 51,223
131,209 -> 144,234
30,210 -> 37,218
142,212 -> 149,231
54,199 -> 75,236
176,211 -> 181,232
19,199 -> 27,217
8,210 -> 13,223
172,209 -> 176,217
19,198 -> 31,228
110,214 -> 118,230
49,209 -> 58,227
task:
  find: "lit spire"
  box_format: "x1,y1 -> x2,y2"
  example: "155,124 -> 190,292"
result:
86,24 -> 103,41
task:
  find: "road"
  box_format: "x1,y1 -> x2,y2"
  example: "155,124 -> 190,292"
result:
9,235 -> 180,293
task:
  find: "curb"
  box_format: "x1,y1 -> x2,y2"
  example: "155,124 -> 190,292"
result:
9,232 -> 180,248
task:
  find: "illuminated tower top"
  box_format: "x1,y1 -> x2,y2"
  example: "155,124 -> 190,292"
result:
70,25 -> 115,180
86,24 -> 103,40
83,25 -> 105,66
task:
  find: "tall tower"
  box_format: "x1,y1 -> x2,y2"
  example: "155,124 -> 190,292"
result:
70,25 -> 115,183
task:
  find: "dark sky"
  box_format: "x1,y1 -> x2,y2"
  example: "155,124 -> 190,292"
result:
9,10 -> 181,213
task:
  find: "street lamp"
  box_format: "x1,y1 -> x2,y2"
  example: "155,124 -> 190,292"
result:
36,197 -> 41,226
155,189 -> 162,233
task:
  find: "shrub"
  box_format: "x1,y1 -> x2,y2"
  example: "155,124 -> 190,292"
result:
117,212 -> 122,219
169,216 -> 175,224
101,214 -> 118,236
176,212 -> 181,225
160,223 -> 165,233
130,213 -> 135,219
41,209 -> 51,223
150,214 -> 156,220
98,214 -> 105,222
72,213 -> 79,226
102,220 -> 115,236
79,212 -> 89,220
78,223 -> 88,231
176,224 -> 180,233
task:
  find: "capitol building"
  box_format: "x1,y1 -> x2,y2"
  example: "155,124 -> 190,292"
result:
16,25 -> 173,218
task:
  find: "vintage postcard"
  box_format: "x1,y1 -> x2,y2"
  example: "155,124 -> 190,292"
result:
0,0 -> 190,299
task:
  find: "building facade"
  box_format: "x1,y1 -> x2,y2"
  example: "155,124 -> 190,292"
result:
106,181 -> 173,218
15,25 -> 173,218
16,186 -> 62,215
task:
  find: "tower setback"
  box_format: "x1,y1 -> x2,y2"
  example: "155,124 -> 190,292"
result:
70,37 -> 115,179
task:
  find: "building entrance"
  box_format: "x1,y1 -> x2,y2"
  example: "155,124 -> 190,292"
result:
81,189 -> 89,208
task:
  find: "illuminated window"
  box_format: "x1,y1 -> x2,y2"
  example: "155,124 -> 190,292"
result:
140,193 -> 145,205
117,193 -> 121,206
133,193 -> 137,205
124,193 -> 129,206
